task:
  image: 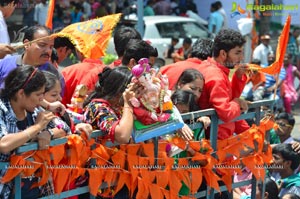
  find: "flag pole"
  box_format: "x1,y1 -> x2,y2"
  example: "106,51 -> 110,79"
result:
13,34 -> 57,50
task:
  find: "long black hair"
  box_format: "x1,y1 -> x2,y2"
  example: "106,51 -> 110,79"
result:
257,178 -> 279,199
171,89 -> 199,112
43,71 -> 59,93
176,69 -> 204,89
84,66 -> 132,107
1,66 -> 46,100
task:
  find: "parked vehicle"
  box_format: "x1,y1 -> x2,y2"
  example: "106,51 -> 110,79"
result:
106,15 -> 212,68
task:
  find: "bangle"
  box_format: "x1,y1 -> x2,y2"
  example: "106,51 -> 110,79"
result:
46,104 -> 50,110
123,106 -> 133,114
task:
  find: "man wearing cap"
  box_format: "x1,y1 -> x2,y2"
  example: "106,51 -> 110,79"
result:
252,34 -> 274,66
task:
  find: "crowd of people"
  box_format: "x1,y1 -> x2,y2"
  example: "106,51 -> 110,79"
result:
0,0 -> 300,198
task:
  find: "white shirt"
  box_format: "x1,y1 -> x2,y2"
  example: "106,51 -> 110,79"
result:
82,2 -> 92,18
218,8 -> 227,28
34,2 -> 49,26
283,136 -> 295,144
252,43 -> 273,66
0,11 -> 10,44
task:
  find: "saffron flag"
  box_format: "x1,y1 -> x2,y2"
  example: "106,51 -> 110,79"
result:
54,13 -> 122,59
248,15 -> 291,75
45,0 -> 55,30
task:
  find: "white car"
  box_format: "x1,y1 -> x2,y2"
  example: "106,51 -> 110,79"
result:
106,15 -> 211,67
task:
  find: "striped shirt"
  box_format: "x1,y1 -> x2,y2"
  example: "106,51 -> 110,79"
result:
0,97 -> 70,198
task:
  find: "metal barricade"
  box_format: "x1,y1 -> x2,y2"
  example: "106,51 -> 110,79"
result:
0,99 -> 274,199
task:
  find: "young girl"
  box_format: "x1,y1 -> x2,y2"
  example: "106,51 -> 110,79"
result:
43,71 -> 93,199
171,90 -> 210,140
43,71 -> 93,135
0,66 -> 69,198
174,69 -> 210,140
283,53 -> 300,113
83,66 -> 137,144
176,68 -> 204,101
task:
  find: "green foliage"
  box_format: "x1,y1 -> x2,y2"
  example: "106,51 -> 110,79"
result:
102,54 -> 118,65
69,53 -> 78,64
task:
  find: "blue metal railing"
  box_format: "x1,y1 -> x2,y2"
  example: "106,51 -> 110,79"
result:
0,99 -> 274,199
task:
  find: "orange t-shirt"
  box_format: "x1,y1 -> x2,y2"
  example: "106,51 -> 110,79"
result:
248,72 -> 266,88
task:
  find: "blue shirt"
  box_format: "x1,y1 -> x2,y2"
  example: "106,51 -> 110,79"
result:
264,66 -> 286,96
0,55 -> 18,89
0,54 -> 65,96
208,11 -> 224,34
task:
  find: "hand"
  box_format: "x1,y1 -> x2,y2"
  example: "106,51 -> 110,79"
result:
292,141 -> 300,154
234,98 -> 249,113
48,101 -> 66,115
235,64 -> 249,79
35,111 -> 56,130
123,83 -> 144,105
37,130 -> 51,150
177,124 -> 194,141
277,180 -> 283,192
0,44 -> 16,59
75,123 -> 93,139
196,116 -> 211,129
266,87 -> 274,92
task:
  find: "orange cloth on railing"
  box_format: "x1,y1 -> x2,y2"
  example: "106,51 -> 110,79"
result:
2,117 -> 275,198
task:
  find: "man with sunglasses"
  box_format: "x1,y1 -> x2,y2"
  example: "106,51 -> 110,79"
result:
272,112 -> 296,144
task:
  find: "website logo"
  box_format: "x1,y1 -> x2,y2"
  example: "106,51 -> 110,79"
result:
231,2 -> 298,18
231,2 -> 246,18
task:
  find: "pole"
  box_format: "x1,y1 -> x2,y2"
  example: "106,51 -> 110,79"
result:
137,0 -> 144,37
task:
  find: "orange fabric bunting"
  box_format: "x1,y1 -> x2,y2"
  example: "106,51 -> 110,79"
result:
54,13 -> 121,59
190,168 -> 203,194
52,168 -> 71,194
2,112 -> 275,199
169,171 -> 183,197
135,177 -> 149,199
142,143 -> 155,165
1,156 -> 25,183
111,149 -> 125,169
49,145 -> 66,165
149,184 -> 164,199
87,169 -> 104,196
113,172 -> 131,195
156,170 -> 170,190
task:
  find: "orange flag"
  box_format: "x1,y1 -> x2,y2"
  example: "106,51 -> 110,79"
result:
45,0 -> 55,30
248,15 -> 291,74
54,13 -> 121,59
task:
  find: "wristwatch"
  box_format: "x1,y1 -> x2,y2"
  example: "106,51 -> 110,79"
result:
47,129 -> 54,140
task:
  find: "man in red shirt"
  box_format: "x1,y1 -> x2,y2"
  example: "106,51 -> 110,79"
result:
61,49 -> 104,106
159,38 -> 213,90
197,29 -> 249,140
110,26 -> 142,68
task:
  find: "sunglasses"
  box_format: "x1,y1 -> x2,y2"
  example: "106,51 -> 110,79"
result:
277,122 -> 293,128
